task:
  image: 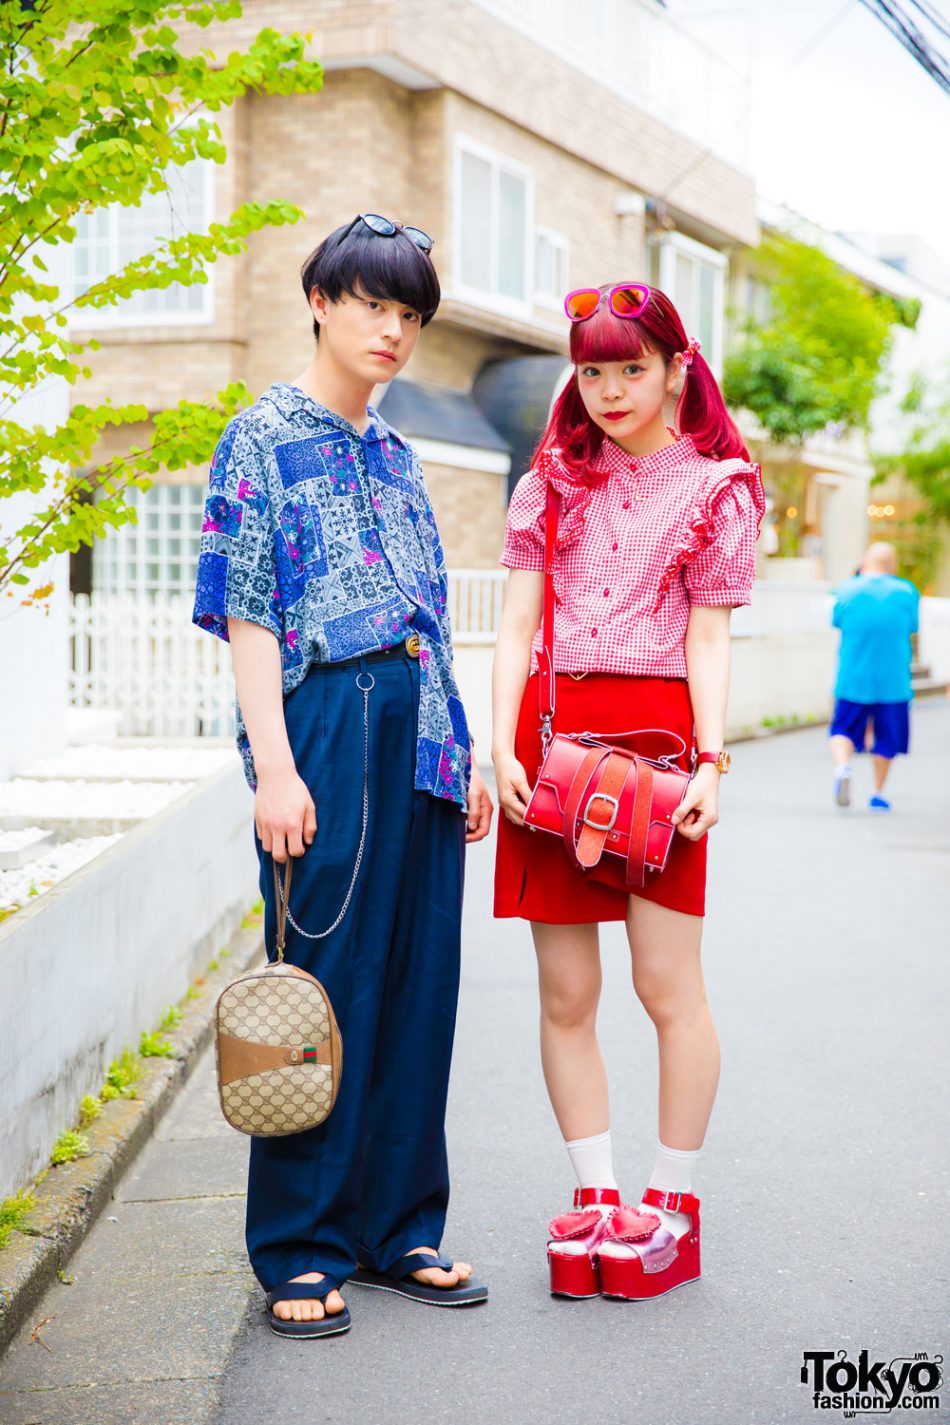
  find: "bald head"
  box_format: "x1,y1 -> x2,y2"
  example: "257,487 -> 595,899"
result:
862,542 -> 898,575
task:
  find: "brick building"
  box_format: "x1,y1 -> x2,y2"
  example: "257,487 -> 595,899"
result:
71,0 -> 758,596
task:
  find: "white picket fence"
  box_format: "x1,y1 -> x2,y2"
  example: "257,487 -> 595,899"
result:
69,592 -> 237,737
68,572 -> 508,737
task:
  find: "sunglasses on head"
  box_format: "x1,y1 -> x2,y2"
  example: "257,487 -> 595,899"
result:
564,283 -> 651,322
337,213 -> 435,255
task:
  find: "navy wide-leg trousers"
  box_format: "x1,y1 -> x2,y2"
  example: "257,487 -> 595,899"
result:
246,651 -> 466,1293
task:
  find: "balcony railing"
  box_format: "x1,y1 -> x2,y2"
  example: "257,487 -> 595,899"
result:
470,0 -> 750,170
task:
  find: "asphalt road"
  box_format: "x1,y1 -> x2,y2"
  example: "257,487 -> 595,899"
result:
2,704 -> 946,1425
216,699 -> 950,1425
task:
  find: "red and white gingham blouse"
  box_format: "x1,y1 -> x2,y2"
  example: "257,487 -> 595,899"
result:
500,433 -> 765,679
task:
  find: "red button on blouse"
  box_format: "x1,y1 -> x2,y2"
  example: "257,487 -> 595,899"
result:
500,433 -> 765,679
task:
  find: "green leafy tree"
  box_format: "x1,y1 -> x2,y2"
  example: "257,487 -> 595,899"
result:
873,367 -> 950,590
724,234 -> 917,444
877,369 -> 950,519
724,233 -> 918,557
0,0 -> 323,607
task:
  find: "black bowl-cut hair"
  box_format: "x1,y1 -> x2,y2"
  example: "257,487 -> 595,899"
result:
301,220 -> 441,340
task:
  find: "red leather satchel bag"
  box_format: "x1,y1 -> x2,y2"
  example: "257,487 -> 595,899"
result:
523,476 -> 692,893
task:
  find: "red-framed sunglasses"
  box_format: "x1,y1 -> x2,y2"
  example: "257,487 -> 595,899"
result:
564,283 -> 651,322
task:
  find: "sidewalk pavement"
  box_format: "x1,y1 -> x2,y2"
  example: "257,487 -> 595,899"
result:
1,699 -> 948,1425
0,1049 -> 253,1424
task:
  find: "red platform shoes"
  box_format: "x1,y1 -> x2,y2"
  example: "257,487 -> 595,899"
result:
598,1188 -> 701,1300
547,1186 -> 620,1298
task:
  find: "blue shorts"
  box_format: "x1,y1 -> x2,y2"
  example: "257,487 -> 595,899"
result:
829,699 -> 910,758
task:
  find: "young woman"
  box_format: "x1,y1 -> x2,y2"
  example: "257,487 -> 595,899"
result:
492,282 -> 764,1301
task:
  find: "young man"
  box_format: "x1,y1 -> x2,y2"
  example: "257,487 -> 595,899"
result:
193,215 -> 493,1338
829,541 -> 919,813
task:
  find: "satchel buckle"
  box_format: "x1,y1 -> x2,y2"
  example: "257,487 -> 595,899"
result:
582,793 -> 619,833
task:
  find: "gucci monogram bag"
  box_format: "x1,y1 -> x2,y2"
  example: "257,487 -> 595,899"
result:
215,858 -> 343,1137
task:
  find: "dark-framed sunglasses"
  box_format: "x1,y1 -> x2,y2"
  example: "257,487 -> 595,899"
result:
337,213 -> 435,255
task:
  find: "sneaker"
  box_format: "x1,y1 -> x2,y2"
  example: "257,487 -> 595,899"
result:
833,766 -> 853,807
869,794 -> 891,813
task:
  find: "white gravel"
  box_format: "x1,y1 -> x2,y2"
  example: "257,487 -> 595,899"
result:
16,744 -> 238,782
0,834 -> 123,914
0,778 -> 192,821
0,826 -> 51,852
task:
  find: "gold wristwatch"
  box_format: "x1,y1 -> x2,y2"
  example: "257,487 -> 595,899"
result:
695,750 -> 731,773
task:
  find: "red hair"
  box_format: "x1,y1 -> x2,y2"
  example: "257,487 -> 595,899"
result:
537,285 -> 749,477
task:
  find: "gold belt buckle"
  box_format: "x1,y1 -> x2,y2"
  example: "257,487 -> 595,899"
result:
405,633 -> 421,658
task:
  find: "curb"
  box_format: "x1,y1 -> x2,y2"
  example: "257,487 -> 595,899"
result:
0,919 -> 264,1358
727,681 -> 947,747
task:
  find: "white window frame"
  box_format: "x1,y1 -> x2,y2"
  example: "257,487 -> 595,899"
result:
93,483 -> 206,596
534,226 -> 569,311
453,134 -> 534,318
73,148 -> 216,331
652,231 -> 727,376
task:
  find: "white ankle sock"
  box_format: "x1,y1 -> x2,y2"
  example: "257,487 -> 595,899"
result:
640,1139 -> 702,1240
565,1129 -> 617,1192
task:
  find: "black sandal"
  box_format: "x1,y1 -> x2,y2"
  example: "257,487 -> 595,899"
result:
264,1277 -> 351,1338
350,1251 -> 488,1306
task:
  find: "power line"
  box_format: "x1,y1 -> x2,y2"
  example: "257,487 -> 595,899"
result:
857,0 -> 950,95
870,0 -> 950,76
906,0 -> 950,44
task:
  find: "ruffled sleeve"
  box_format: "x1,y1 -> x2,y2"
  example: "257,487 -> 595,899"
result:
500,449 -> 594,570
500,471 -> 546,571
191,415 -> 283,642
681,464 -> 765,608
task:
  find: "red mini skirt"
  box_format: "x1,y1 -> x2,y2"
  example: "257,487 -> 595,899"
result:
493,673 -> 706,923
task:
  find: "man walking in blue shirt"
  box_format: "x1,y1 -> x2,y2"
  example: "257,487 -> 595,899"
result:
829,542 -> 919,812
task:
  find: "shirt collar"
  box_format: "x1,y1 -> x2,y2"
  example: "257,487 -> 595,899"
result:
593,429 -> 697,478
262,383 -> 410,451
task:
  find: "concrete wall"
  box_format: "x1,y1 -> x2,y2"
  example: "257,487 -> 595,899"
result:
455,632 -> 838,759
920,596 -> 950,683
727,633 -> 836,733
456,582 -> 843,755
0,764 -> 258,1198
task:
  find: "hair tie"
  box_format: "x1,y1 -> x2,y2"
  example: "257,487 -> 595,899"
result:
682,337 -> 701,369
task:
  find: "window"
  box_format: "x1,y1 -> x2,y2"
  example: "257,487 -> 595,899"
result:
74,154 -> 214,327
743,274 -> 771,327
650,232 -> 727,374
535,228 -> 568,308
455,138 -> 532,309
93,484 -> 206,596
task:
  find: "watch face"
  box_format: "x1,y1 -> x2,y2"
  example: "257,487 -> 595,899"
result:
719,750 -> 732,773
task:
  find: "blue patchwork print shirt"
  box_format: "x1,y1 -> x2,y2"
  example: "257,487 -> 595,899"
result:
192,382 -> 471,811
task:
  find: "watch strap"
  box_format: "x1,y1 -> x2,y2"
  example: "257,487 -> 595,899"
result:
696,750 -> 730,773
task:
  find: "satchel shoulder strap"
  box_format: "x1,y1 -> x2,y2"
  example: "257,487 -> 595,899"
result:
571,726 -> 688,763
537,480 -> 561,749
